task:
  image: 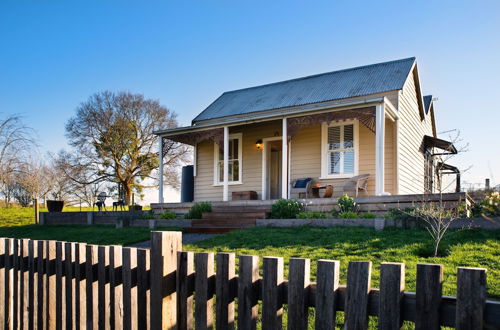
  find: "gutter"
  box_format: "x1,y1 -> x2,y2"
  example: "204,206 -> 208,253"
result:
155,97 -> 387,137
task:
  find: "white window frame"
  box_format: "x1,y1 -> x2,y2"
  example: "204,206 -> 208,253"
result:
213,133 -> 243,186
320,120 -> 359,179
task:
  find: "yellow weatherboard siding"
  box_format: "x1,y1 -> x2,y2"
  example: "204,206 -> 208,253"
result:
193,108 -> 400,201
396,69 -> 434,194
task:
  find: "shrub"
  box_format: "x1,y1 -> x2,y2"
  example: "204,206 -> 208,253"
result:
474,192 -> 500,217
360,212 -> 376,219
339,211 -> 358,219
184,202 -> 212,219
337,194 -> 357,213
297,211 -> 328,219
140,210 -> 157,220
159,210 -> 177,219
385,208 -> 418,228
271,199 -> 304,219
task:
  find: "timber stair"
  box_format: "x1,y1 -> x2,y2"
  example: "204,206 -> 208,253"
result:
186,205 -> 271,234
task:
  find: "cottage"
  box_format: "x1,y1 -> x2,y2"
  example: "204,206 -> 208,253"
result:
156,57 -> 459,202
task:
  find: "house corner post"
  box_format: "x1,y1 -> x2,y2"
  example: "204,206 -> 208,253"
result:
223,126 -> 229,201
159,136 -> 164,203
375,103 -> 385,195
282,118 -> 288,199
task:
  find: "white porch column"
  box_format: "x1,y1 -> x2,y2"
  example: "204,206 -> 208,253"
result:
282,118 -> 288,199
158,136 -> 164,203
375,103 -> 385,195
223,126 -> 229,201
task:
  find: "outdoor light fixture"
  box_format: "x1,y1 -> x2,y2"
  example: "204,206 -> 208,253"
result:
256,139 -> 263,150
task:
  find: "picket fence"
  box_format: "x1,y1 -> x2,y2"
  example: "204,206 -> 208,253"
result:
0,231 -> 499,330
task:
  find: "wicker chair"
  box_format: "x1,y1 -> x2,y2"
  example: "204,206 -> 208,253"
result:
290,178 -> 314,199
342,174 -> 370,197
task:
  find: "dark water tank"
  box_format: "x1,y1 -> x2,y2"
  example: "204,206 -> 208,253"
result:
181,165 -> 194,202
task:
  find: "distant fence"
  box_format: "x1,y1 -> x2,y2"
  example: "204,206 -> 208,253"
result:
0,232 -> 499,329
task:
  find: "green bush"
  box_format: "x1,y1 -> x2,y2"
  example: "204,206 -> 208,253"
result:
184,202 -> 212,219
385,208 -> 419,228
360,212 -> 376,219
339,211 -> 358,219
159,211 -> 177,219
296,211 -> 328,219
271,199 -> 305,219
140,210 -> 157,220
337,194 -> 357,213
473,192 -> 500,217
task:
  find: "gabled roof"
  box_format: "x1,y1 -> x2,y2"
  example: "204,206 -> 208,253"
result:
424,95 -> 433,115
193,57 -> 416,124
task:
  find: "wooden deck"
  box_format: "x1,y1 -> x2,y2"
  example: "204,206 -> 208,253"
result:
151,192 -> 472,216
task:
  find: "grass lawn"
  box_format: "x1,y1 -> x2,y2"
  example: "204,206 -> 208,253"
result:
185,226 -> 500,300
0,206 -> 150,227
0,224 -> 181,246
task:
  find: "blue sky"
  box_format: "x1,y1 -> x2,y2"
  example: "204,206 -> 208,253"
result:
1,0 -> 499,194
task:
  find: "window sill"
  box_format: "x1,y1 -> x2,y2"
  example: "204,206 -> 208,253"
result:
213,181 -> 244,187
319,174 -> 356,180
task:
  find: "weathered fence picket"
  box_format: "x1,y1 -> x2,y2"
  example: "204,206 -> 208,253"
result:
215,252 -> 236,330
238,255 -> 259,330
194,252 -> 214,330
0,232 -> 498,330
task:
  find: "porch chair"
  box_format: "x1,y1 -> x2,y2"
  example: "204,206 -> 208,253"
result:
290,178 -> 314,199
342,174 -> 370,197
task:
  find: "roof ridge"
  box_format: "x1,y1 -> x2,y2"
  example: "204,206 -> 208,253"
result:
221,57 -> 416,95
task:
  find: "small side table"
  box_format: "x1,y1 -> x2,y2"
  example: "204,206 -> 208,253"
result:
311,185 -> 334,198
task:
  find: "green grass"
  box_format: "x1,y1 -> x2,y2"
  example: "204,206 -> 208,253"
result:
185,226 -> 500,329
0,224 -> 181,246
185,226 -> 500,299
0,206 -> 150,227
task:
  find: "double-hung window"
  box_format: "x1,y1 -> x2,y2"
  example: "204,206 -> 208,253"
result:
321,121 -> 358,178
214,133 -> 242,184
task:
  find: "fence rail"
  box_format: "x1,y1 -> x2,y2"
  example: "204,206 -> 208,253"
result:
0,232 -> 499,329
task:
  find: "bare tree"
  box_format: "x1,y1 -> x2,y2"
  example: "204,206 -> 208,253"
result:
410,203 -> 459,257
64,91 -> 189,204
0,114 -> 36,206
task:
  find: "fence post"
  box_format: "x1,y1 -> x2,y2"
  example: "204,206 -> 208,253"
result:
137,248 -> 150,329
177,251 -> 194,330
45,241 -> 56,330
455,267 -> 487,330
288,258 -> 310,330
216,252 -> 236,330
195,252 -> 215,330
315,259 -> 340,330
344,261 -> 372,330
74,243 -> 86,330
86,213 -> 93,225
110,246 -> 123,330
85,245 -> 99,330
98,245 -> 110,330
262,256 -> 284,330
379,262 -> 405,330
34,199 -> 39,224
150,231 -> 182,330
122,247 -> 137,330
415,263 -> 443,330
238,255 -> 259,330
0,239 -> 6,328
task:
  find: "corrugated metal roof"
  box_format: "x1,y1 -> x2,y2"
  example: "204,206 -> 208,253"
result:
423,95 -> 433,115
193,57 -> 416,123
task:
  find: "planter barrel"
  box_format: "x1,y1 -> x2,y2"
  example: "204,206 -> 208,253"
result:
46,200 -> 64,212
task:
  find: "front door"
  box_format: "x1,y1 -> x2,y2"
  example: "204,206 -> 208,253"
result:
267,140 -> 282,199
